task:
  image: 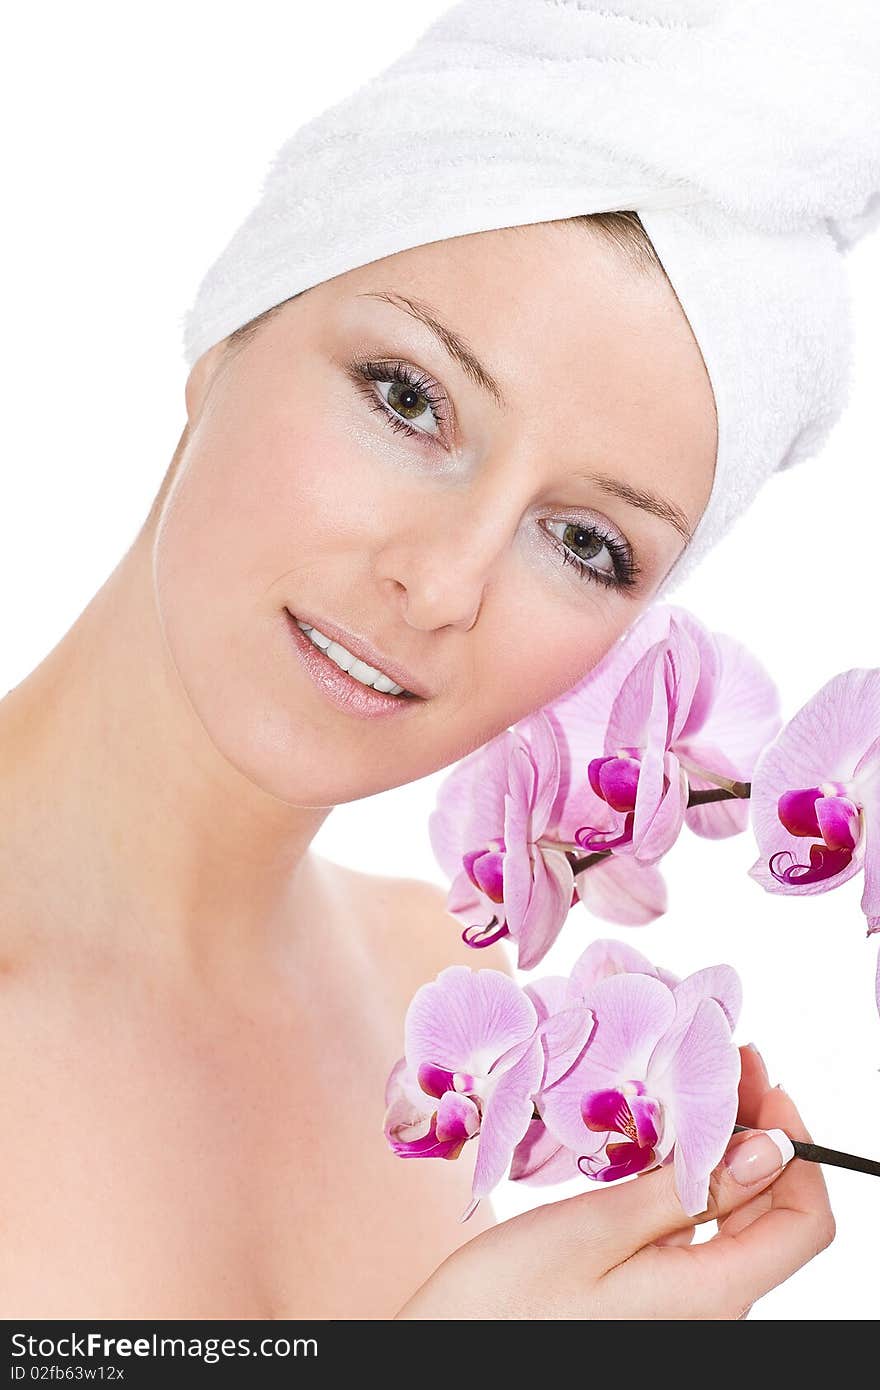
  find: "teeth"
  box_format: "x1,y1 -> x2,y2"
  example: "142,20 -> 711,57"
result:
295,620 -> 409,696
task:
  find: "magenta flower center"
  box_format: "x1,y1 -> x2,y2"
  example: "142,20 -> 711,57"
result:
588,750 -> 642,812
387,1061 -> 483,1163
577,1079 -> 661,1182
463,838 -> 506,902
770,781 -> 863,885
574,749 -> 646,852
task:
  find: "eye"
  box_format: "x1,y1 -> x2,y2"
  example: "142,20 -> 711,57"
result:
351,358 -> 448,441
544,519 -> 639,592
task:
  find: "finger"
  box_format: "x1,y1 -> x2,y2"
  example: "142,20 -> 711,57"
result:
737,1043 -> 771,1121
717,1186 -> 771,1239
719,1045 -> 776,1240
582,1124 -> 794,1264
611,1086 -> 835,1319
652,1225 -> 696,1249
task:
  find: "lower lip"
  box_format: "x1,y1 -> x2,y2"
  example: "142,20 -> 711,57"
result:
284,609 -> 424,720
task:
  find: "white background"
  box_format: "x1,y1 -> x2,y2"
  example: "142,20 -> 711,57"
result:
2,2 -> 878,1319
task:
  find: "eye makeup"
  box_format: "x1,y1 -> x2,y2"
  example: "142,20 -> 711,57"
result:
345,353 -> 642,595
349,357 -> 450,444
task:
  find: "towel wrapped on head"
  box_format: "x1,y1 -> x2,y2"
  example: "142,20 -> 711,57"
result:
181,0 -> 880,594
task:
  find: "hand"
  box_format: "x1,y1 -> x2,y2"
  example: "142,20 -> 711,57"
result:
394,1045 -> 835,1319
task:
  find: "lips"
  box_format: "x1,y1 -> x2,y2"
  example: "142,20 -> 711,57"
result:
284,607 -> 432,699
297,622 -> 416,698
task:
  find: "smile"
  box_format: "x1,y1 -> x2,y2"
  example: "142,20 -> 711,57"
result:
294,620 -> 414,697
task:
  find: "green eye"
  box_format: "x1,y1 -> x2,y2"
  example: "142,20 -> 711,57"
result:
561,523 -> 605,562
386,379 -> 432,423
353,358 -> 447,440
544,518 -> 638,592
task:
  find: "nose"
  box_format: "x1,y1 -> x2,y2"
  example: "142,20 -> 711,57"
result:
375,483 -> 522,632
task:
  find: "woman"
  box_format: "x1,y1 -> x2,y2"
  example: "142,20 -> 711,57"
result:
1,0 -> 872,1318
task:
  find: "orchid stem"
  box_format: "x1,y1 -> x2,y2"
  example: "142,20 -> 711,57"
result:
539,780 -> 752,877
679,761 -> 752,799
733,1124 -> 880,1178
686,786 -> 748,806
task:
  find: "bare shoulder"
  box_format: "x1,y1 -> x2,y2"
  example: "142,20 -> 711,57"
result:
386,873 -> 513,980
314,854 -> 512,990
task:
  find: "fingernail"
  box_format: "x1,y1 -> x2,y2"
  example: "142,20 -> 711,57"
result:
725,1128 -> 795,1186
745,1042 -> 770,1084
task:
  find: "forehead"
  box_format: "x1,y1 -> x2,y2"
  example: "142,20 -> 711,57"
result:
317,221 -> 718,525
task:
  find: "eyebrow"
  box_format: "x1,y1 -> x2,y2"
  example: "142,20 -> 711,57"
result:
357,289 -> 507,408
575,471 -> 693,543
357,288 -> 693,544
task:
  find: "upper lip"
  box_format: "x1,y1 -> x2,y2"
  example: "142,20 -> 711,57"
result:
286,608 -> 432,699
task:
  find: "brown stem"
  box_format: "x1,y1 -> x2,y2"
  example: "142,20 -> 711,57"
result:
565,780 -> 752,877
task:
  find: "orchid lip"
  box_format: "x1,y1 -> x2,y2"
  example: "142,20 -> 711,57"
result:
462,918 -> 510,949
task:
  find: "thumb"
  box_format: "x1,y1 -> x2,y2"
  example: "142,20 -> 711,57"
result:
584,1127 -> 795,1267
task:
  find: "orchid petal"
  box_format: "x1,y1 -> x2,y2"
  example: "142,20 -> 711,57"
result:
580,1086 -> 659,1147
778,787 -> 823,837
769,841 -> 855,886
597,756 -> 641,812
633,750 -> 688,863
662,616 -> 708,747
514,847 -> 575,971
513,709 -> 562,836
815,795 -> 861,852
538,1005 -> 597,1090
501,755 -> 538,934
605,636 -> 668,755
417,1062 -> 457,1099
579,1140 -> 657,1181
678,630 -> 780,773
405,966 -> 538,1078
525,977 -> 595,1087
671,964 -> 742,1034
509,1117 -> 581,1185
541,606 -> 675,834
570,938 -> 661,992
428,735 -> 513,878
749,840 -> 863,897
856,739 -> 880,932
539,974 -> 675,1153
681,740 -> 751,839
649,998 -> 741,1216
472,1037 -> 544,1199
574,854 -> 668,925
464,845 -> 506,902
629,1093 -> 662,1148
750,670 -> 880,877
434,1090 -> 481,1145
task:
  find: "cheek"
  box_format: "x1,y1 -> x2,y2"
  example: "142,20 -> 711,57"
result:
149,405 -> 384,800
465,591 -> 630,739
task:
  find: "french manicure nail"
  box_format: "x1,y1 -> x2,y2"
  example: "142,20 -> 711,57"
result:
725,1128 -> 795,1185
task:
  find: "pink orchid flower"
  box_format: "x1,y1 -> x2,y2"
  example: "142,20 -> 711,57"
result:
534,943 -> 742,1216
428,710 -> 576,969
544,605 -> 780,872
748,669 -> 880,942
383,966 -> 544,1204
511,939 -> 668,1186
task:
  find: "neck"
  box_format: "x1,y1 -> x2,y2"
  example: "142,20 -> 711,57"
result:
0,532 -> 333,989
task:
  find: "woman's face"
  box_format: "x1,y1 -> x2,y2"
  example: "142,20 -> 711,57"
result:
153,221 -> 716,806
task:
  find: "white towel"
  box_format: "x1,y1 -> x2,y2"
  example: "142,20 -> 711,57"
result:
180,0 -> 880,594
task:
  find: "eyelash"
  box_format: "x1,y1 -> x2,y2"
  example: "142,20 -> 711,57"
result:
545,524 -> 639,591
352,357 -> 450,438
349,357 -> 640,593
